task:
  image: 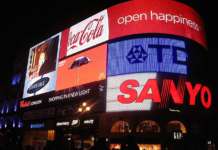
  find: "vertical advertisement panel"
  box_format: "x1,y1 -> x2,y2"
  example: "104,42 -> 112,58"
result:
56,44 -> 107,91
23,33 -> 61,98
108,0 -> 206,48
59,10 -> 109,59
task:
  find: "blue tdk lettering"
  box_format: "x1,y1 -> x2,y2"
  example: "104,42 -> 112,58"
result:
126,45 -> 148,64
107,37 -> 188,76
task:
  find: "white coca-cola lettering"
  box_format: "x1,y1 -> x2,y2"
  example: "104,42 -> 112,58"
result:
68,16 -> 104,50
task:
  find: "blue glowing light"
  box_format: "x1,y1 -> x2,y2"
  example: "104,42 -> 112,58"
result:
11,74 -> 21,86
12,120 -> 16,128
30,123 -> 44,129
107,37 -> 187,76
6,106 -> 9,113
0,107 -> 4,114
18,121 -> 23,128
14,102 -> 18,112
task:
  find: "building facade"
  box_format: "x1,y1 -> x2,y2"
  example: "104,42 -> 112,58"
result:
1,0 -> 215,150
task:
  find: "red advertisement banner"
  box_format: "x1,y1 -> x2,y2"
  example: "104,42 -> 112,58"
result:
108,0 -> 206,48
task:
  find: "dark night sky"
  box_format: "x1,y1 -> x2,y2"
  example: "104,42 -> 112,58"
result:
0,0 -> 126,89
0,0 -> 216,96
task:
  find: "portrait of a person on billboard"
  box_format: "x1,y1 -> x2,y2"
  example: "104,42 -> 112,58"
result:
28,37 -> 58,79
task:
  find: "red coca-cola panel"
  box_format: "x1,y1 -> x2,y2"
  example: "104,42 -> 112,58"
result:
59,10 -> 109,59
108,0 -> 207,48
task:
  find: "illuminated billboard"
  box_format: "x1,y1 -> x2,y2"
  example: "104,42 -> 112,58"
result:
59,10 -> 109,59
106,36 -> 211,112
107,37 -> 188,76
56,44 -> 107,91
21,0 -> 209,112
58,0 -> 206,61
23,33 -> 61,98
106,74 -> 212,112
108,0 -> 206,48
106,73 -> 156,112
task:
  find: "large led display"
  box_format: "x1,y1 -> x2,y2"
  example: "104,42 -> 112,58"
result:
107,37 -> 188,76
108,0 -> 206,48
59,10 -> 109,59
107,73 -> 156,112
106,74 -> 212,112
21,0 -> 208,112
56,44 -> 107,91
58,0 -> 206,61
23,33 -> 61,98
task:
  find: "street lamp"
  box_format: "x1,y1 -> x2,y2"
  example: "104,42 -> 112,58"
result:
78,107 -> 83,112
77,102 -> 91,113
85,106 -> 91,112
82,102 -> 87,107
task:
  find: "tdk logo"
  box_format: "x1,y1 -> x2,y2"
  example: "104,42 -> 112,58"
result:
107,37 -> 188,76
126,45 -> 148,64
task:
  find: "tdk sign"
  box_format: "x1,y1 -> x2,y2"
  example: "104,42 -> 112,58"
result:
126,45 -> 148,64
107,37 -> 188,76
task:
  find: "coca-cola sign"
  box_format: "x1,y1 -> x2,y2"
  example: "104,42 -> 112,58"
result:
66,10 -> 109,57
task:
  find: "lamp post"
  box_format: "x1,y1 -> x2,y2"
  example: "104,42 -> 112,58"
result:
77,102 -> 91,113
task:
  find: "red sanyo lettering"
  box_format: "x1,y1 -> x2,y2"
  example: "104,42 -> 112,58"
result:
137,79 -> 161,103
200,86 -> 212,109
68,16 -> 104,49
185,82 -> 201,106
117,79 -> 212,109
118,79 -> 139,104
168,79 -> 184,104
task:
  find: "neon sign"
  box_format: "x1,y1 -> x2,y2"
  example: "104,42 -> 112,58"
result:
107,37 -> 188,76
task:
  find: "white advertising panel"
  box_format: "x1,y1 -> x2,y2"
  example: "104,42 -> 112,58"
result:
67,9 -> 109,56
106,73 -> 157,112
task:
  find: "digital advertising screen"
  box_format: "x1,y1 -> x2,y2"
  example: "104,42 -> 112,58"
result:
56,44 -> 107,91
20,0 -> 210,113
23,33 -> 61,98
59,10 -> 109,59
106,36 -> 211,112
106,73 -> 212,112
108,0 -> 206,48
107,37 -> 188,76
106,73 -> 156,112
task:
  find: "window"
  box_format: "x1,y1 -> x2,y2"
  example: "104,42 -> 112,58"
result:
167,120 -> 187,134
111,120 -> 131,133
136,120 -> 160,133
